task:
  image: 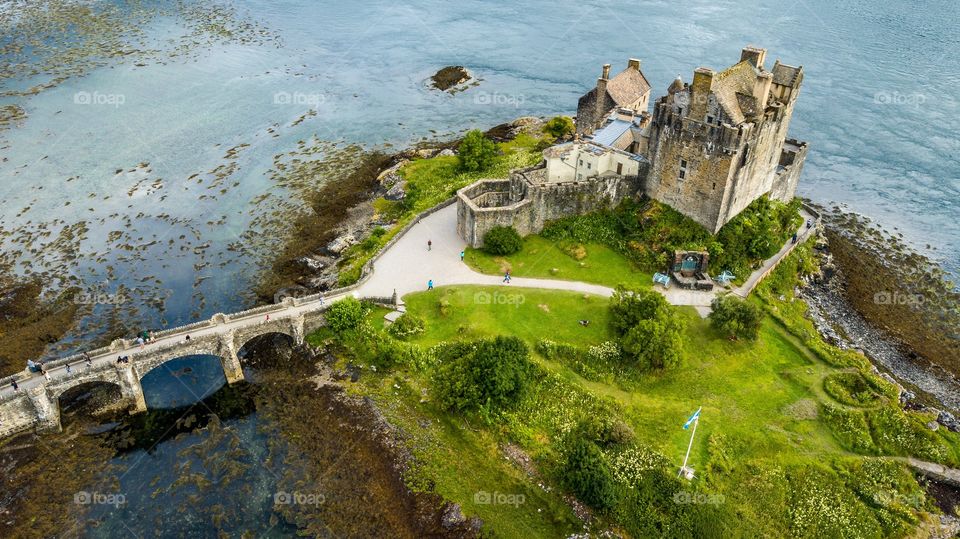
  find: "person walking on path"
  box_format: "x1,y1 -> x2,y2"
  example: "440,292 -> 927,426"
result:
11,380 -> 18,392
85,355 -> 92,370
66,364 -> 72,374
503,270 -> 511,283
427,240 -> 432,251
460,250 -> 465,262
428,279 -> 434,290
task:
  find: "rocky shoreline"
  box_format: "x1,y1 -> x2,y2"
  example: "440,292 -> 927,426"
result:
261,117 -> 547,302
799,225 -> 960,422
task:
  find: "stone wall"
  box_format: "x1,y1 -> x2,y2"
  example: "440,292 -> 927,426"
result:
457,167 -> 645,248
770,139 -> 808,202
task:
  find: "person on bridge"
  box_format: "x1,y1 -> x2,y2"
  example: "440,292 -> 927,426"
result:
85,355 -> 92,370
66,364 -> 72,374
10,380 -> 18,392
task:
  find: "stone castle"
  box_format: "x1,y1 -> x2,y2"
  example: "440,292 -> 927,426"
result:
458,46 -> 808,247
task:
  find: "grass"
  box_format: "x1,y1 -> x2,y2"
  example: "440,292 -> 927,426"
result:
336,133 -> 545,285
309,242 -> 960,536
403,285 -> 613,347
464,236 -> 651,289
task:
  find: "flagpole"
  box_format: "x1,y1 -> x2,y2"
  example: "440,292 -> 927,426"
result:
678,407 -> 701,479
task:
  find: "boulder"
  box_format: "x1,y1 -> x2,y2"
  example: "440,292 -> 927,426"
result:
326,234 -> 355,254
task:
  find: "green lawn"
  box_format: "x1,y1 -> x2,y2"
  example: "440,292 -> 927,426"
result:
465,236 -> 652,289
312,272 -> 959,536
403,285 -> 613,347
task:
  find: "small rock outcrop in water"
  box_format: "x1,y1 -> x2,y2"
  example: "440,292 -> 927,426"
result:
431,66 -> 471,91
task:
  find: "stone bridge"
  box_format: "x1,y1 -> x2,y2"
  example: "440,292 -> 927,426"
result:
0,291 -> 393,438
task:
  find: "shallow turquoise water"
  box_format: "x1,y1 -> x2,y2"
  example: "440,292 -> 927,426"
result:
1,0 -> 957,335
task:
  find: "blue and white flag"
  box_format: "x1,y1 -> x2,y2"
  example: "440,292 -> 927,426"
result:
682,407 -> 701,430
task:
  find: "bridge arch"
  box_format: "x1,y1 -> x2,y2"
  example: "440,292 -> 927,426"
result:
56,380 -> 124,425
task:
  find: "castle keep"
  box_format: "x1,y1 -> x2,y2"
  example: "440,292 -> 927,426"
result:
458,46 -> 808,246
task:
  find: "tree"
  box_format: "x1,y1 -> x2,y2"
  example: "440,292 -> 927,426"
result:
620,316 -> 683,370
325,297 -> 368,334
543,116 -> 575,139
562,436 -> 617,510
609,286 -> 684,370
433,336 -> 533,412
709,295 -> 762,341
483,226 -> 523,255
457,129 -> 497,172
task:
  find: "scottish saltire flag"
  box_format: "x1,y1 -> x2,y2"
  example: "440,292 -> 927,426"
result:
683,407 -> 701,430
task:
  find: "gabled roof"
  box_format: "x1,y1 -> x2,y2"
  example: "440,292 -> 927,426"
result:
605,66 -> 651,106
710,60 -> 761,125
771,62 -> 802,86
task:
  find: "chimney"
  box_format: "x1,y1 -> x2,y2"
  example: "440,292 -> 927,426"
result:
601,63 -> 611,79
689,67 -> 714,120
754,71 -> 772,112
627,58 -> 641,71
740,46 -> 767,70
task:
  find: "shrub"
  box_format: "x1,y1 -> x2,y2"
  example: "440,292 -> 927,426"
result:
457,129 -> 497,172
562,436 -> 617,510
610,286 -> 683,370
543,116 -> 575,139
433,336 -> 533,412
483,226 -> 523,255
325,297 -> 369,334
823,373 -> 884,407
709,295 -> 762,341
388,313 -> 425,340
866,407 -> 953,465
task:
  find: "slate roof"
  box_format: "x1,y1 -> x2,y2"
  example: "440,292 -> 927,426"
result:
605,66 -> 651,105
591,118 -> 633,147
710,60 -> 761,125
771,62 -> 802,86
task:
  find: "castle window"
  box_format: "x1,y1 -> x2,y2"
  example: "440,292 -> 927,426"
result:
712,182 -> 716,190
579,159 -> 583,166
587,163 -> 591,169
616,163 -> 623,175
679,169 -> 686,179
706,115 -> 714,124
680,159 -> 687,168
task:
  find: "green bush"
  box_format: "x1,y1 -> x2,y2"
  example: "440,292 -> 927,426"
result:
610,286 -> 683,370
432,336 -> 533,412
457,129 -> 497,172
483,226 -> 523,255
387,313 -> 425,340
709,295 -> 762,341
562,436 -> 617,510
823,373 -> 884,408
543,116 -> 575,139
325,297 -> 369,334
